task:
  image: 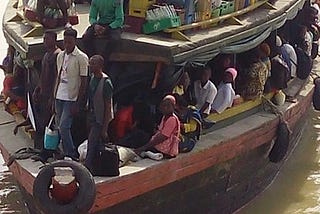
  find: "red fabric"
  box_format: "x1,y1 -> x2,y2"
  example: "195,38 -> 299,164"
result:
112,106 -> 134,141
2,75 -> 14,95
2,75 -> 26,111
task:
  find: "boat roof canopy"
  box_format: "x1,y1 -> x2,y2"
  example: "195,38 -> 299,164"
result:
2,0 -> 306,64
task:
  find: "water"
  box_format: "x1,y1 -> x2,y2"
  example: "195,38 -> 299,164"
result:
0,1 -> 29,213
240,108 -> 320,214
1,2 -> 320,213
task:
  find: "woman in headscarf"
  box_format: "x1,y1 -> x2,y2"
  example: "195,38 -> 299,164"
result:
211,68 -> 238,113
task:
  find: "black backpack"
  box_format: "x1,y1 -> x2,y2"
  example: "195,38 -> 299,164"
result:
92,143 -> 120,176
295,47 -> 313,80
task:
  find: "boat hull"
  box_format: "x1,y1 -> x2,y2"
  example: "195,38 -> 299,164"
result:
3,85 -> 311,214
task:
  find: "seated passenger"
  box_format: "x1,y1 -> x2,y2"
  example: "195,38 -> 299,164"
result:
209,54 -> 233,86
82,0 -> 124,59
111,99 -> 154,149
281,36 -> 298,78
211,68 -> 237,114
270,38 -> 290,91
36,0 -> 69,28
259,43 -> 271,77
135,95 -> 181,159
239,48 -> 268,100
109,104 -> 134,143
175,95 -> 201,138
259,43 -> 273,93
1,55 -> 26,116
193,66 -> 217,117
173,71 -> 190,96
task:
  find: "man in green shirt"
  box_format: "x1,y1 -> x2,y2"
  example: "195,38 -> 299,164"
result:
82,0 -> 124,59
85,55 -> 114,172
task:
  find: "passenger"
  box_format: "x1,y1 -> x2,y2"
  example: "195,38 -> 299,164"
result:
239,48 -> 268,100
109,104 -> 134,143
54,28 -> 88,160
259,42 -> 272,93
172,71 -> 190,96
211,68 -> 237,114
277,35 -> 292,77
209,54 -> 232,86
312,0 -> 320,23
135,95 -> 181,159
82,0 -> 124,59
293,25 -> 309,51
259,42 -> 271,74
114,100 -> 154,149
172,71 -> 195,105
33,31 -> 61,151
36,0 -> 69,28
193,66 -> 217,117
175,95 -> 201,153
280,35 -> 298,78
85,55 -> 114,172
270,37 -> 290,91
1,52 -> 26,116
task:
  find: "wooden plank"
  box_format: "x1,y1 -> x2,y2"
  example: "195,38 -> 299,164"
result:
164,0 -> 269,34
207,93 -> 274,122
109,53 -> 171,64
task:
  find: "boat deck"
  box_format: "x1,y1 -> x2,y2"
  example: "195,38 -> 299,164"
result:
0,70 -> 313,212
3,0 -> 305,63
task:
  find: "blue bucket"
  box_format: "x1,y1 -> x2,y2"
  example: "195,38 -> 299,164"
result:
44,127 -> 59,150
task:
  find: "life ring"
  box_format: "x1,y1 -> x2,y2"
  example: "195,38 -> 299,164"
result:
313,77 -> 320,110
33,160 -> 96,214
268,121 -> 290,163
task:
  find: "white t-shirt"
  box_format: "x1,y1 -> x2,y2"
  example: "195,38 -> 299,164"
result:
211,82 -> 235,113
194,80 -> 217,114
283,43 -> 297,78
56,54 -> 76,101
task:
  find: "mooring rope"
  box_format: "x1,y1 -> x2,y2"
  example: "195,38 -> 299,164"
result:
261,95 -> 284,122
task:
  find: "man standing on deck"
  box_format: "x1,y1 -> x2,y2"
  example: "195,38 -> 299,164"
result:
82,0 -> 124,60
33,31 -> 61,151
54,28 -> 88,160
85,55 -> 114,172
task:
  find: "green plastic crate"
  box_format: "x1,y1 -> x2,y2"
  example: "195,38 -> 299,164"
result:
143,16 -> 181,34
211,8 -> 221,18
220,1 -> 235,16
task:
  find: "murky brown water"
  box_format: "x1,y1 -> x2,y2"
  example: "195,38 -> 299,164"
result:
1,1 -> 320,213
240,109 -> 320,214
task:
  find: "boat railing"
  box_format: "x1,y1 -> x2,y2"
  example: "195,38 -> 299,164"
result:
164,0 -> 277,41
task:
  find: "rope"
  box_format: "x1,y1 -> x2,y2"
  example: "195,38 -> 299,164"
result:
261,95 -> 284,122
0,120 -> 16,126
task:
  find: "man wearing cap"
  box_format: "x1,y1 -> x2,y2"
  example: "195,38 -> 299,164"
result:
211,68 -> 237,114
54,28 -> 88,159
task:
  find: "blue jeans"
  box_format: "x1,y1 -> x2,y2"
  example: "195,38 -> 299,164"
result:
55,99 -> 78,159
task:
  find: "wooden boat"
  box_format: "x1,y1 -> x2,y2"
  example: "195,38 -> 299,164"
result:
0,0 -> 315,213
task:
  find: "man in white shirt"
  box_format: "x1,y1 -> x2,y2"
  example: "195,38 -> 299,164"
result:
54,28 -> 89,159
193,66 -> 217,117
211,68 -> 237,113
